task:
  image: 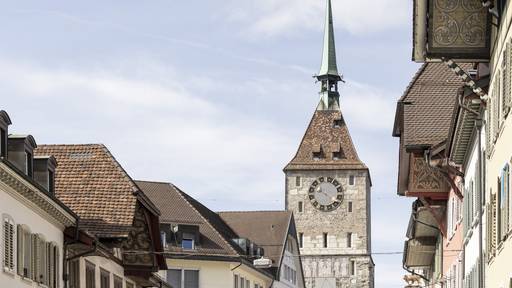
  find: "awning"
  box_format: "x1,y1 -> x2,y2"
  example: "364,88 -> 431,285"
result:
403,237 -> 437,268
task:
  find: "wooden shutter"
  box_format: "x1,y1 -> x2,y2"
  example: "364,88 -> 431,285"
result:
55,247 -> 60,288
3,217 -> 15,271
32,234 -> 39,282
491,193 -> 497,256
486,99 -> 492,151
17,225 -> 23,276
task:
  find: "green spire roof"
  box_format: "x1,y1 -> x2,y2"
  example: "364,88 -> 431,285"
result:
318,0 -> 340,78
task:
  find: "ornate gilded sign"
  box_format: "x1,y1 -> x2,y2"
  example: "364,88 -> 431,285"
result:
408,154 -> 450,194
414,0 -> 490,61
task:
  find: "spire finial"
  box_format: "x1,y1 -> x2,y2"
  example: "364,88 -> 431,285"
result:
318,0 -> 340,79
316,0 -> 342,111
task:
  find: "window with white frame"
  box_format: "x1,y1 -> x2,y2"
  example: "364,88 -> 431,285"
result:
282,264 -> 297,284
85,261 -> 95,288
234,274 -> 239,288
240,276 -> 245,288
69,260 -> 80,288
181,233 -> 195,250
2,214 -> 15,272
167,268 -> 199,288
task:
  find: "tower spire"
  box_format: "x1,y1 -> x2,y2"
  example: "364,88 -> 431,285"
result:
316,0 -> 342,111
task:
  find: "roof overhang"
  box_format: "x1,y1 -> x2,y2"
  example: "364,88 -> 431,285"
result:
449,79 -> 488,165
412,0 -> 491,62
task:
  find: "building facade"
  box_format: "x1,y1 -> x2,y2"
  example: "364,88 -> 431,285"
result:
0,110 -> 78,288
138,180 -> 275,288
283,1 -> 373,287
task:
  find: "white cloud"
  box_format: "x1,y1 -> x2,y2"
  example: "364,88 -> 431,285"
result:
222,0 -> 410,37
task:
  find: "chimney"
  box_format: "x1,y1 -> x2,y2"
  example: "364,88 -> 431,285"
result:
7,135 -> 37,177
34,156 -> 57,194
0,110 -> 12,158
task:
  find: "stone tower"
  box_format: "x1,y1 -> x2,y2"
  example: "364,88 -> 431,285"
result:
283,1 -> 374,287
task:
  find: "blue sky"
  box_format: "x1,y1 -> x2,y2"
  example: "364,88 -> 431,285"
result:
1,1 -> 420,287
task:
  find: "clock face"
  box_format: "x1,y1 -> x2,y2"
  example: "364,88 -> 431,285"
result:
308,177 -> 343,212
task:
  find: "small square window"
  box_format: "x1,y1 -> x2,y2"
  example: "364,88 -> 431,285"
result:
182,238 -> 194,250
312,151 -> 325,160
333,119 -> 343,127
349,175 -> 355,186
298,201 -> 303,213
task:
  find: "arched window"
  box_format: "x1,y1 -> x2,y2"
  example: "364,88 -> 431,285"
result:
2,214 -> 15,272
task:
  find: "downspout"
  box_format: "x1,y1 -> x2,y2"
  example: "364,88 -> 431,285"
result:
476,117 -> 485,288
63,218 -> 81,288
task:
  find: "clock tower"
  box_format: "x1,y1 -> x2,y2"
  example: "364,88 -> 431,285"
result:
283,1 -> 374,287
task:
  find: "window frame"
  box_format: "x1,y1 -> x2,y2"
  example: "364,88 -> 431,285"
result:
349,175 -> 355,186
323,233 -> 328,248
85,261 -> 96,288
100,268 -> 110,288
298,201 -> 303,213
2,214 -> 15,273
168,268 -> 199,288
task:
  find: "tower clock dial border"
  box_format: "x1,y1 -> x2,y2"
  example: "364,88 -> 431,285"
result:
307,176 -> 344,212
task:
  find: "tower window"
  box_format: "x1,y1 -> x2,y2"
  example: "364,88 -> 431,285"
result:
349,175 -> 355,186
295,176 -> 301,187
333,119 -> 343,127
333,150 -> 345,160
347,232 -> 352,248
323,233 -> 328,248
312,151 -> 325,160
349,260 -> 356,276
348,202 -> 353,212
298,201 -> 303,213
299,233 -> 303,248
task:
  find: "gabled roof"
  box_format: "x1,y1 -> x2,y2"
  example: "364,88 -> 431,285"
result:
136,180 -> 242,257
34,144 -> 141,238
284,110 -> 367,171
393,63 -> 470,148
218,211 -> 293,273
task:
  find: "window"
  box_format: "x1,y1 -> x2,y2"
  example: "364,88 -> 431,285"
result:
347,232 -> 352,248
69,260 -> 80,288
85,261 -> 96,288
246,279 -> 250,288
114,275 -> 123,288
299,233 -> 303,248
348,202 -> 353,212
298,201 -> 303,213
167,269 -> 199,288
332,149 -> 345,160
323,233 -> 328,248
0,128 -> 6,157
241,277 -> 245,288
161,231 -> 168,249
100,269 -> 110,288
349,260 -> 356,276
234,275 -> 239,288
48,170 -> 55,194
126,282 -> 134,288
181,233 -> 195,250
26,150 -> 33,177
333,119 -> 343,127
295,176 -> 301,187
2,215 -> 15,272
349,175 -> 355,186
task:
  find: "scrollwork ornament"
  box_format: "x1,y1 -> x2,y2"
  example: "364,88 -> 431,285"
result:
434,12 -> 459,46
462,0 -> 483,12
435,0 -> 459,12
461,13 -> 485,46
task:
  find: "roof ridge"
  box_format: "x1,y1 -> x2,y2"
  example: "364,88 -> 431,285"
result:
38,143 -> 104,147
170,184 -> 241,256
135,179 -> 171,185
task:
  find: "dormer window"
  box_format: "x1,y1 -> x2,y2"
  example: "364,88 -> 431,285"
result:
332,144 -> 345,160
25,150 -> 33,177
0,128 -> 6,158
333,119 -> 343,128
312,144 -> 325,160
181,233 -> 195,250
48,169 -> 55,193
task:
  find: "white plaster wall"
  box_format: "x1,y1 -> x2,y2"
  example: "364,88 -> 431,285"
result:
0,183 -> 65,288
78,256 -> 135,288
164,259 -> 272,288
462,128 -> 483,277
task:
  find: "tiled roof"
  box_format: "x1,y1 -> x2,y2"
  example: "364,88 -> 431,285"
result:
394,63 -> 470,147
284,110 -> 367,171
136,180 -> 241,257
34,144 -> 139,237
218,211 -> 292,271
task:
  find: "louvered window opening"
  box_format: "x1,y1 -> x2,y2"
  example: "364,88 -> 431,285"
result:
3,216 -> 15,272
2,218 -> 61,287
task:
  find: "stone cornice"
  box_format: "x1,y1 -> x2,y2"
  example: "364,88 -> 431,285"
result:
0,161 -> 76,228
